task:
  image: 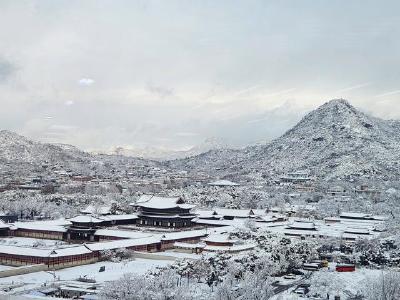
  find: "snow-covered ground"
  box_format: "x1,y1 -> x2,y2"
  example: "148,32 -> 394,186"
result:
0,265 -> 16,271
0,258 -> 173,296
329,267 -> 381,295
0,237 -> 67,249
0,258 -> 172,286
270,267 -> 382,300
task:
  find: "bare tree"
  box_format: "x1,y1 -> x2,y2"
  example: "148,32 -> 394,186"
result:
363,271 -> 400,300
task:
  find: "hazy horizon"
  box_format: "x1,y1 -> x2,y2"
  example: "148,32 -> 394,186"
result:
1,1 -> 400,151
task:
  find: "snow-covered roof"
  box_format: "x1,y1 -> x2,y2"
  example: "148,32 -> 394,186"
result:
342,233 -> 374,240
340,212 -> 370,219
252,209 -> 267,216
136,194 -> 154,204
195,210 -> 217,219
340,212 -> 388,221
174,242 -> 205,249
204,234 -> 237,244
86,237 -> 161,251
193,218 -> 233,226
12,222 -> 68,233
287,221 -> 316,230
204,243 -> 256,253
101,214 -> 138,221
95,229 -> 153,239
0,245 -> 92,257
0,221 -> 10,229
344,228 -> 370,235
133,195 -> 196,210
259,215 -> 287,223
69,215 -> 104,224
208,180 -> 239,187
214,208 -> 254,218
161,229 -> 208,241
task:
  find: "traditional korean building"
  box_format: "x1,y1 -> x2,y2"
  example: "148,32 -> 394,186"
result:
100,214 -> 138,226
213,208 -> 254,220
67,216 -> 104,242
132,195 -> 196,228
0,245 -> 97,268
10,222 -> 68,240
339,212 -> 387,221
160,229 -> 208,250
283,221 -> 321,239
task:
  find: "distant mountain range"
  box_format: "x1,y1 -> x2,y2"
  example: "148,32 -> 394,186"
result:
169,99 -> 400,181
92,137 -> 232,160
1,99 -> 400,181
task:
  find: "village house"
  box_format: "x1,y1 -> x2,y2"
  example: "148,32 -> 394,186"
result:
207,179 -> 240,187
326,185 -> 347,196
354,185 -> 381,200
279,171 -> 312,184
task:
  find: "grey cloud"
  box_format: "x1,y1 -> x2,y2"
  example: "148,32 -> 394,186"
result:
0,1 -> 400,151
146,84 -> 174,98
0,58 -> 15,83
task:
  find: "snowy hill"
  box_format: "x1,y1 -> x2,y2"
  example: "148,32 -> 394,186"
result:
0,130 -> 163,177
171,99 -> 400,181
0,130 -> 91,168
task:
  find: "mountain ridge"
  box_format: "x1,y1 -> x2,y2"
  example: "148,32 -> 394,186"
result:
1,99 -> 399,181
169,99 -> 400,181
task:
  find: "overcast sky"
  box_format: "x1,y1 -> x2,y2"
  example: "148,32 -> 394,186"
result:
0,0 -> 399,151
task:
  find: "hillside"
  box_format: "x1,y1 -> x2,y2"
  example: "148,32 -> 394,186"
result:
0,130 -> 161,177
169,99 -> 400,181
0,130 -> 90,164
0,130 -> 94,176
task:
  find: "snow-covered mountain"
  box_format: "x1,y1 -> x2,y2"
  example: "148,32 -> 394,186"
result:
0,130 -> 154,177
96,137 -> 232,161
0,130 -> 91,167
2,99 -> 399,181
171,99 -> 400,181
